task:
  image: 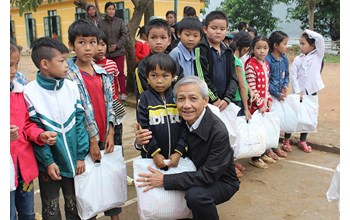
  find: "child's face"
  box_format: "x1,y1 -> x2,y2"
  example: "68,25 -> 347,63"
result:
166,13 -> 176,26
94,39 -> 107,61
10,50 -> 20,82
43,50 -> 69,79
71,35 -> 98,64
274,37 -> 288,55
299,36 -> 315,55
147,65 -> 174,97
204,19 -> 227,46
253,40 -> 269,61
178,30 -> 201,51
147,27 -> 171,53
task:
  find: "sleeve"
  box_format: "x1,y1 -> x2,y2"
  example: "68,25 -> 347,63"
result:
223,52 -> 238,103
116,19 -> 128,49
197,45 -> 219,103
136,94 -> 161,157
134,59 -> 150,101
245,63 -> 264,109
291,57 -> 301,94
304,29 -> 325,58
105,74 -> 117,128
174,125 -> 189,156
163,127 -> 233,190
135,41 -> 143,60
74,86 -> 89,160
282,56 -> 290,88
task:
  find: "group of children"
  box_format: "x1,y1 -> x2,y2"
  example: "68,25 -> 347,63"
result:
10,7 -> 325,219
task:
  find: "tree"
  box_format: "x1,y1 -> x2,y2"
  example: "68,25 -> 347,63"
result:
285,0 -> 340,40
220,0 -> 279,35
11,0 -> 61,16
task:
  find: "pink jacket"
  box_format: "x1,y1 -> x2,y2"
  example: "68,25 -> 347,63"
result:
10,81 -> 44,186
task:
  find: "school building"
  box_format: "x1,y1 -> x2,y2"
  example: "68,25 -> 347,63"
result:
10,0 -> 205,50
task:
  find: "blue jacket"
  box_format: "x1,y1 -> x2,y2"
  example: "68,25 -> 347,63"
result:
266,53 -> 290,98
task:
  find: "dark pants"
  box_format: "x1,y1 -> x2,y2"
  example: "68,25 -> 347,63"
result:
12,173 -> 35,220
185,180 -> 239,220
38,172 -> 79,220
112,55 -> 126,94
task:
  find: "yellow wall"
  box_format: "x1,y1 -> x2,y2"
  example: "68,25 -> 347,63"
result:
10,0 -> 204,50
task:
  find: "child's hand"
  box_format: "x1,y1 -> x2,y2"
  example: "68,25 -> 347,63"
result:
218,100 -> 228,112
10,125 -> 19,141
299,93 -> 303,101
153,153 -> 166,169
76,160 -> 86,175
277,93 -> 286,101
267,100 -> 273,109
47,163 -> 62,180
135,123 -> 152,145
39,131 -> 57,146
259,105 -> 267,114
281,86 -> 288,95
244,109 -> 252,121
89,137 -> 101,162
104,129 -> 115,153
212,99 -> 221,107
250,92 -> 259,102
168,152 -> 181,168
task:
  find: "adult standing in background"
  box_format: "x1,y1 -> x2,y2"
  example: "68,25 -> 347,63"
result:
98,2 -> 128,101
86,4 -> 103,27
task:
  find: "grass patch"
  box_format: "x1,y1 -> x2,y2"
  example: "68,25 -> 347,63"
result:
324,54 -> 340,63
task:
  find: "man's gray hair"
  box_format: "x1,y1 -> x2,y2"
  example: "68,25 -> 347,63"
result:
173,76 -> 209,99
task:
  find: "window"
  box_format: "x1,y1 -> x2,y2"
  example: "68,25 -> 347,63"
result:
25,13 -> 36,48
75,7 -> 86,20
44,10 -> 62,41
115,2 -> 124,9
10,15 -> 16,43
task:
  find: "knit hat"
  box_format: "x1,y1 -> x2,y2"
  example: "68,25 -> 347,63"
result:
104,2 -> 115,11
86,4 -> 95,11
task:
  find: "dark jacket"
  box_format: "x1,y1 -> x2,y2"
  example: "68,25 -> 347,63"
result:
137,86 -> 187,159
195,35 -> 238,104
163,107 -> 240,190
98,16 -> 127,58
134,52 -> 184,102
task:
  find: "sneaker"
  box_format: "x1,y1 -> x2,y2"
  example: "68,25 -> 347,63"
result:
298,141 -> 312,153
121,93 -> 128,101
261,155 -> 276,164
249,159 -> 268,169
282,139 -> 292,152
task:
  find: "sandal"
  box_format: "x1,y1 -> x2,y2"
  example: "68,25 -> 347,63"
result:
127,176 -> 135,186
273,146 -> 287,158
234,162 -> 246,171
261,155 -> 276,164
298,141 -> 312,153
249,159 -> 268,169
282,139 -> 292,152
235,167 -> 243,178
265,149 -> 279,160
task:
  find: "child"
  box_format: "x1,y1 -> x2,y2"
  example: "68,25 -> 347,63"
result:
134,18 -> 184,102
23,37 -> 88,219
66,19 -> 121,220
196,10 -> 238,112
245,36 -> 277,169
93,29 -> 132,185
285,29 -> 325,153
135,26 -> 150,62
169,16 -> 203,77
137,53 -> 187,169
10,39 -> 57,220
266,30 -> 290,158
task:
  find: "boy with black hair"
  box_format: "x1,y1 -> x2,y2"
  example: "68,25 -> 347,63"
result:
169,16 -> 203,76
65,19 -> 121,220
23,37 -> 88,220
196,10 -> 238,111
134,18 -> 184,102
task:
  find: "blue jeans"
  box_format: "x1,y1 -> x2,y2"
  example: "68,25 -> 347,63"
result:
12,176 -> 35,220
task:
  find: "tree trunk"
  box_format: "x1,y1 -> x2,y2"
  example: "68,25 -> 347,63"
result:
125,0 -> 149,93
308,0 -> 316,30
144,0 -> 154,26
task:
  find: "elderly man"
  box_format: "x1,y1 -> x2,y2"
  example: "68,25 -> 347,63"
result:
136,76 -> 240,220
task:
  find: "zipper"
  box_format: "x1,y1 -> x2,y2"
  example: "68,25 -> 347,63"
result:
163,97 -> 172,159
54,80 -> 76,176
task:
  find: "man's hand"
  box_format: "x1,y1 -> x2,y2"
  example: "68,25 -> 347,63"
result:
167,152 -> 181,168
39,131 -> 57,146
135,123 -> 152,145
10,125 -> 19,141
152,153 -> 166,169
137,166 -> 165,192
47,163 -> 62,180
76,160 -> 85,175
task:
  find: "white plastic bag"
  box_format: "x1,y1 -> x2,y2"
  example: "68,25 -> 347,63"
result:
297,95 -> 319,132
257,112 -> 281,149
234,111 -> 266,160
326,164 -> 340,206
10,156 -> 16,191
74,146 -> 127,220
133,157 -> 196,220
208,103 -> 240,150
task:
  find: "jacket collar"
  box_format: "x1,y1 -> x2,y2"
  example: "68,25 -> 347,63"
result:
10,80 -> 24,93
36,71 -> 64,90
